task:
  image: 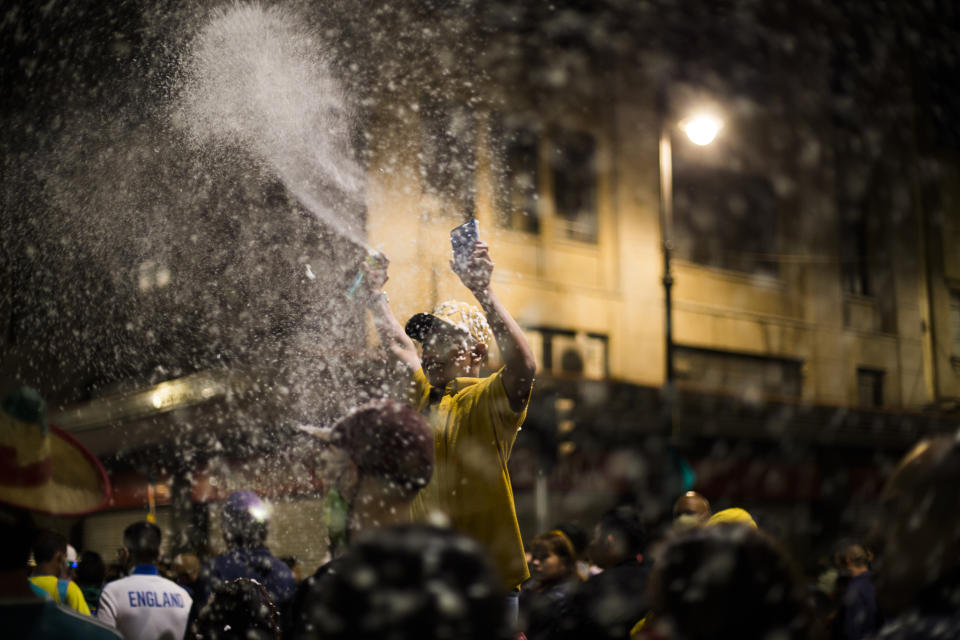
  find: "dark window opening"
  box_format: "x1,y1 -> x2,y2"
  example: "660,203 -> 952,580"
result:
856,368 -> 884,407
492,116 -> 540,234
552,131 -> 597,243
673,168 -> 778,276
674,346 -> 803,398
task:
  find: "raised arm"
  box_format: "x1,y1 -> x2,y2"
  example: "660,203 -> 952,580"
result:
360,255 -> 421,373
453,241 -> 537,411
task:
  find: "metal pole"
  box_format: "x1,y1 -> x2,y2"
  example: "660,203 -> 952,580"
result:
659,127 -> 675,391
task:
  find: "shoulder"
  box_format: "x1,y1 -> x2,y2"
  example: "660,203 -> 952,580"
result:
50,602 -> 124,638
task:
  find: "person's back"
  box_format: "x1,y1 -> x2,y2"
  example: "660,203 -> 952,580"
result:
193,492 -> 295,617
76,551 -> 107,615
29,529 -> 91,615
97,521 -> 192,640
560,506 -> 651,640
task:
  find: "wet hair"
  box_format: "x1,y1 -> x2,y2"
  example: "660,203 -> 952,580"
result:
530,530 -> 580,583
32,529 -> 68,564
648,523 -> 811,640
0,507 -> 35,571
192,578 -> 280,640
598,505 -> 648,558
123,521 -> 162,564
294,525 -> 510,640
331,400 -> 434,498
76,550 -> 106,587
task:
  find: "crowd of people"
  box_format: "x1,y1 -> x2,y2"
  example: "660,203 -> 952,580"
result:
2,241 -> 959,639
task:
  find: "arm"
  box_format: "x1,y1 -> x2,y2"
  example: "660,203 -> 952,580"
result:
453,241 -> 536,411
360,255 -> 422,373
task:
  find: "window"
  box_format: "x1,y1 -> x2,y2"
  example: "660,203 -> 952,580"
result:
524,327 -> 608,379
552,131 -> 598,243
420,99 -> 476,217
672,168 -> 778,276
856,368 -> 884,407
674,346 -> 803,398
492,116 -> 540,233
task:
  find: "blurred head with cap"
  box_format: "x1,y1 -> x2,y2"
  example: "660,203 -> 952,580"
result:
405,300 -> 493,388
673,491 -> 711,530
222,490 -> 273,549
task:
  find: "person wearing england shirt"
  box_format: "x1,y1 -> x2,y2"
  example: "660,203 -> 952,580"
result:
97,521 -> 192,640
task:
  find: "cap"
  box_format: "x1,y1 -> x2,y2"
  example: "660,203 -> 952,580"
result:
405,300 -> 493,347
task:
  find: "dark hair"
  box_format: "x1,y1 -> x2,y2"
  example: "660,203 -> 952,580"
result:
598,505 -> 648,557
32,529 -> 68,565
649,523 -> 811,640
530,530 -> 580,583
192,578 -> 280,640
0,507 -> 35,571
123,521 -> 162,564
76,550 -> 106,587
293,525 -> 509,640
332,400 -> 434,498
552,521 -> 588,556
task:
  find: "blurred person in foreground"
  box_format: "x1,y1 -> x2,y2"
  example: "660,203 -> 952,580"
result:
192,491 -> 295,620
638,522 -> 812,640
360,239 -> 537,619
192,577 -> 280,640
75,550 -> 107,615
293,524 -> 511,640
871,434 -> 960,639
312,400 -> 434,556
172,552 -> 201,596
97,520 -> 192,640
833,542 -> 877,640
289,400 -> 434,634
560,505 -> 652,640
672,491 -> 711,530
30,529 -> 91,614
520,530 -> 583,640
0,386 -> 119,638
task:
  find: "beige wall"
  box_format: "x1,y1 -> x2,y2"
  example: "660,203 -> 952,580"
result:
362,87 -> 944,410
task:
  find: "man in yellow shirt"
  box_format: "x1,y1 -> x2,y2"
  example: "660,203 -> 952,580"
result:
362,239 -> 537,618
29,529 -> 91,615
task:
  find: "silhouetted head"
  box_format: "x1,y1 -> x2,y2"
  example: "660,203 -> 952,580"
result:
331,400 -> 434,501
221,491 -> 271,549
648,523 -> 810,640
193,577 -> 280,640
294,525 -> 509,640
589,505 -> 649,569
672,491 -> 711,529
873,434 -> 960,613
123,521 -> 162,566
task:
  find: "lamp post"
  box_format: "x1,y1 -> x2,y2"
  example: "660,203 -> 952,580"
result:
658,95 -> 722,430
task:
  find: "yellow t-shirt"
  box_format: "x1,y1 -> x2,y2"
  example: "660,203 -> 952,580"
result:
29,575 -> 92,615
409,367 -> 531,591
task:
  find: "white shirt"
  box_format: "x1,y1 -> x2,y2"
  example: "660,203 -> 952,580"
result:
97,565 -> 192,640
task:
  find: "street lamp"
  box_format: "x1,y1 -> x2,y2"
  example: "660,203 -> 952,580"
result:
658,101 -> 722,410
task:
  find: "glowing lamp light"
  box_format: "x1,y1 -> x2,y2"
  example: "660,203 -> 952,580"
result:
682,113 -> 723,146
